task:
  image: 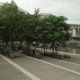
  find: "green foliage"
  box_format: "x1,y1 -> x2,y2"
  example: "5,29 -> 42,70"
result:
0,1 -> 71,56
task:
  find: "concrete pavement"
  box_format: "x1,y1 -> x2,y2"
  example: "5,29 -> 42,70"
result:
63,53 -> 80,65
0,55 -> 32,80
41,56 -> 80,73
1,54 -> 80,80
35,47 -> 80,65
12,55 -> 80,80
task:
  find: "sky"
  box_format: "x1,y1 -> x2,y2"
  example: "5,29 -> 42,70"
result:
0,0 -> 80,24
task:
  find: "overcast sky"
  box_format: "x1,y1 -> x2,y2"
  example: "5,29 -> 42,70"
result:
0,0 -> 80,24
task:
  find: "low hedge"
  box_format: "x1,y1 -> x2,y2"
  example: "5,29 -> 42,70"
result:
44,53 -> 71,59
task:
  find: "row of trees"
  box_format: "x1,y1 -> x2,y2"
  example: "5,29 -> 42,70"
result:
0,1 -> 71,55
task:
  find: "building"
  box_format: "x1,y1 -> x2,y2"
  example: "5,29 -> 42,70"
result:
69,24 -> 80,40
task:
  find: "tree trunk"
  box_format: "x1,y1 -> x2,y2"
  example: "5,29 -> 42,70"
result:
43,43 -> 46,54
5,41 -> 8,48
19,41 -> 22,50
52,42 -> 55,54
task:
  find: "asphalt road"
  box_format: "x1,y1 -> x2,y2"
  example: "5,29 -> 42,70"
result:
0,54 -> 80,80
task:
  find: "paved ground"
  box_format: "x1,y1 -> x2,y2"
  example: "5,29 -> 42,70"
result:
36,47 -> 80,65
0,55 -> 32,80
0,54 -> 80,80
63,53 -> 80,64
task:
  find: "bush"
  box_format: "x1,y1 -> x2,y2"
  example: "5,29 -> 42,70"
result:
34,50 -> 42,58
22,47 -> 42,58
63,55 -> 71,58
9,50 -> 23,58
44,53 -> 71,59
23,47 -> 33,56
0,47 -> 10,56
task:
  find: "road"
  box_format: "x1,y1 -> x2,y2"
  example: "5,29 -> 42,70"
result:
0,54 -> 80,80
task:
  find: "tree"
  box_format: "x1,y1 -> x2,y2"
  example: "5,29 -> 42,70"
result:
0,1 -> 71,57
0,1 -> 18,45
40,14 -> 71,54
0,1 -> 30,49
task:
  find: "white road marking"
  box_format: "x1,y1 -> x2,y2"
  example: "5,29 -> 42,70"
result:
45,56 -> 80,67
1,54 -> 80,78
0,55 -> 41,80
28,56 -> 80,75
35,48 -> 80,70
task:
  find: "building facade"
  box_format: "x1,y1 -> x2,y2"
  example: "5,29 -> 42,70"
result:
69,24 -> 80,40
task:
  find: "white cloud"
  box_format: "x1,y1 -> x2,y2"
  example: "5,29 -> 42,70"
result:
0,0 -> 80,24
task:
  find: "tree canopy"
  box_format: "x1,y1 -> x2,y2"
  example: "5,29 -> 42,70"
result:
0,1 -> 71,54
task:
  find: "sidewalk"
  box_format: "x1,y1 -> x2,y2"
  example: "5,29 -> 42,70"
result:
35,47 -> 80,64
12,55 -> 80,80
1,54 -> 80,80
0,55 -> 32,80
